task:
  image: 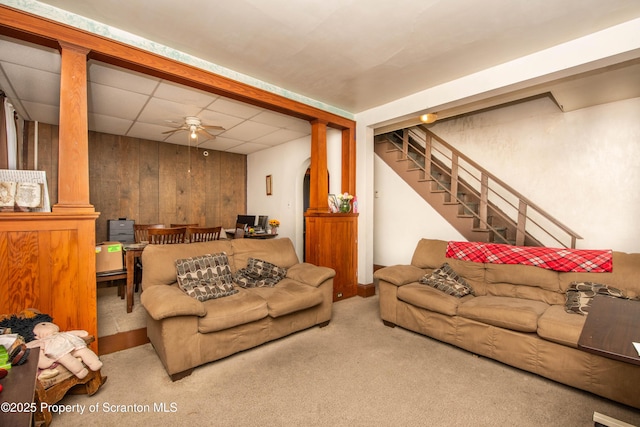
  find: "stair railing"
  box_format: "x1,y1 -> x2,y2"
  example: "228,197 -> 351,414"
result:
386,127 -> 582,248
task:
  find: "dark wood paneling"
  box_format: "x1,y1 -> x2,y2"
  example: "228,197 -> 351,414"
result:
33,123 -> 247,242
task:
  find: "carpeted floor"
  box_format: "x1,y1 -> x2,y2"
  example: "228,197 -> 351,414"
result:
97,285 -> 146,337
60,293 -> 640,427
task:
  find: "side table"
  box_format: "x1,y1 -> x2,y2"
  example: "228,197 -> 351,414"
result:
0,347 -> 39,427
578,295 -> 640,365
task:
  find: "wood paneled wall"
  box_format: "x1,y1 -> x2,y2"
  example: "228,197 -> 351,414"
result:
26,122 -> 247,242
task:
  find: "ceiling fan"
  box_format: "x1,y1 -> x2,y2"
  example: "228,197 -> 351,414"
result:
162,116 -> 225,140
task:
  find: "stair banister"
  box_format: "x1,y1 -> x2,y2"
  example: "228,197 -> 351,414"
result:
419,126 -> 582,247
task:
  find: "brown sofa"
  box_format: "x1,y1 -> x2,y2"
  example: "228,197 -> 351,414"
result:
140,238 -> 335,380
375,238 -> 640,408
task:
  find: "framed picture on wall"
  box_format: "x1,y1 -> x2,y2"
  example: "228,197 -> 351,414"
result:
266,175 -> 273,195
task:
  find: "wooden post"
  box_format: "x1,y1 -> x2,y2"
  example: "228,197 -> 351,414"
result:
308,119 -> 329,213
341,127 -> 356,196
53,41 -> 94,213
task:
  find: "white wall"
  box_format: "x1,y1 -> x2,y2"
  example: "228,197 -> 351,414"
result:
246,128 -> 343,262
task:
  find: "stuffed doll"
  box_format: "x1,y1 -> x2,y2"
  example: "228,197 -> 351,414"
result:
25,322 -> 103,379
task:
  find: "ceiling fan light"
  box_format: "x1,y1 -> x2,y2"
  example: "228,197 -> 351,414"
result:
420,113 -> 438,124
190,130 -> 197,139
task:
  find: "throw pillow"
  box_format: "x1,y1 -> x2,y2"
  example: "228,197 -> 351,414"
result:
419,262 -> 474,298
179,277 -> 238,302
564,281 -> 626,315
234,257 -> 288,288
175,253 -> 237,301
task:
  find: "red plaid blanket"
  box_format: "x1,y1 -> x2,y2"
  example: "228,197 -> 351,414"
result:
445,241 -> 613,272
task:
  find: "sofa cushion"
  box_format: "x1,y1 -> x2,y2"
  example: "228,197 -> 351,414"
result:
231,238 -> 300,271
537,305 -> 586,348
485,262 -> 561,292
410,239 -> 448,269
457,296 -> 549,332
197,289 -> 269,333
564,281 -> 626,315
249,279 -> 324,318
398,283 -> 473,316
176,253 -> 238,301
233,257 -> 288,288
419,263 -> 474,298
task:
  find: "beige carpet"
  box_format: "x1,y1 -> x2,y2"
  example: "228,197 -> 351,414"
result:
97,285 -> 146,337
58,294 -> 639,427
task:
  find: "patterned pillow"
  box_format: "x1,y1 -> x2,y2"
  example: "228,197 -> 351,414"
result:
233,257 -> 287,289
175,253 -> 237,301
419,262 -> 473,298
179,277 -> 238,302
564,281 -> 626,315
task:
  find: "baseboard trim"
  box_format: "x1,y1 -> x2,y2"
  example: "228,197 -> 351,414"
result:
357,283 -> 376,297
98,328 -> 150,356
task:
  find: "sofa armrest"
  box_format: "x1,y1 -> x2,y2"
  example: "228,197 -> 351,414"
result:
286,263 -> 336,287
140,285 -> 206,321
374,265 -> 425,287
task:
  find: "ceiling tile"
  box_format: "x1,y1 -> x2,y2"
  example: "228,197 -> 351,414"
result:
197,136 -> 245,151
221,120 -> 280,141
88,60 -> 160,94
127,121 -> 175,140
207,97 -> 263,119
252,128 -> 308,145
136,97 -> 203,126
89,82 -> 150,119
21,101 -> 60,125
3,63 -> 60,105
226,142 -> 271,154
196,109 -> 246,131
89,113 -> 134,136
154,81 -> 218,108
0,36 -> 60,73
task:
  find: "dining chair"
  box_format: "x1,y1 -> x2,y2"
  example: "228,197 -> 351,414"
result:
132,223 -> 165,292
133,223 -> 165,243
188,226 -> 222,242
148,227 -> 187,244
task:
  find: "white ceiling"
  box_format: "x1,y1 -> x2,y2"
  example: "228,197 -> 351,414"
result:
1,0 -> 640,153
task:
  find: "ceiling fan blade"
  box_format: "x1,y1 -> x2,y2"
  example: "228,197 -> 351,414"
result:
201,129 -> 217,139
161,128 -> 183,135
201,125 -> 225,131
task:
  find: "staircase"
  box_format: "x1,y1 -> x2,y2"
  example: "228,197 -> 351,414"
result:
375,126 -> 582,248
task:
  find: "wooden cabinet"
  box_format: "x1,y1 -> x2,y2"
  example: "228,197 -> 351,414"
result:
305,212 -> 358,301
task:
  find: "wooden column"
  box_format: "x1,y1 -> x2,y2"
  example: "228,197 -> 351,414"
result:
341,127 -> 356,196
53,42 -> 94,213
307,120 -> 329,213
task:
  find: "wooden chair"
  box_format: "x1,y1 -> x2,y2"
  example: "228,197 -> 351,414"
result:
188,226 -> 222,242
132,224 -> 164,291
148,227 -> 187,244
133,223 -> 164,243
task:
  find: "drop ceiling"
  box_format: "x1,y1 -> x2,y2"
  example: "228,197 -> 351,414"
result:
1,0 -> 640,152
